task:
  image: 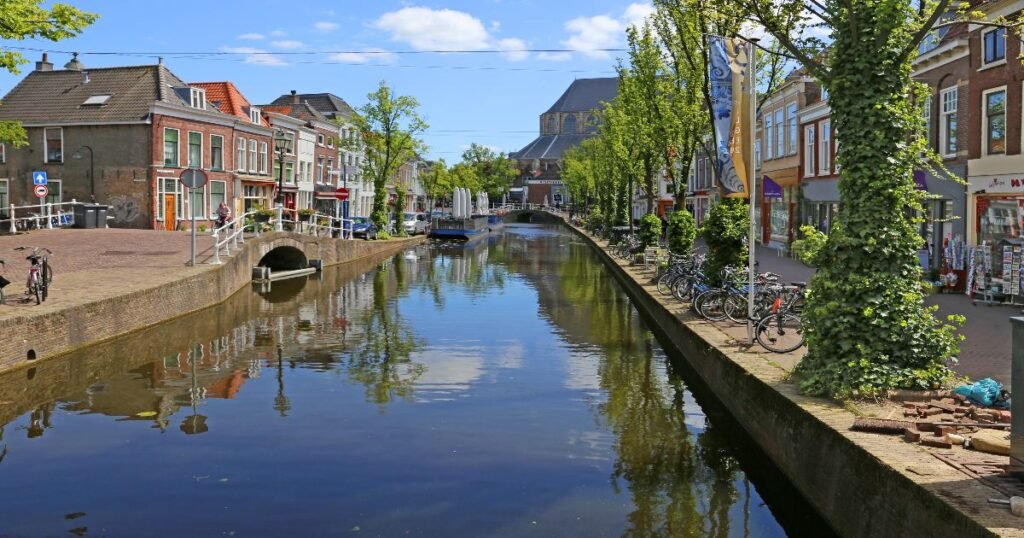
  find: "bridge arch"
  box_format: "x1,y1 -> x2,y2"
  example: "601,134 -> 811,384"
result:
258,245 -> 308,270
509,211 -> 559,224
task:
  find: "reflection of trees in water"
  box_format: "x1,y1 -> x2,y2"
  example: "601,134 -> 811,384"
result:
413,242 -> 508,305
343,259 -> 425,406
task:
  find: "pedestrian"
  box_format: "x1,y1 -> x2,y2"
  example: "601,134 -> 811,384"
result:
215,201 -> 231,229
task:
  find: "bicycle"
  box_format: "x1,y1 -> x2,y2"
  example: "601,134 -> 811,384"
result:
754,283 -> 807,353
14,247 -> 53,305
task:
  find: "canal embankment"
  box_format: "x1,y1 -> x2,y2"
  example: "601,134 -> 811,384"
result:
559,216 -> 1021,538
0,229 -> 424,374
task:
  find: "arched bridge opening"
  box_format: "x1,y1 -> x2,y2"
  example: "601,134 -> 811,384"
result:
258,245 -> 308,271
510,211 -> 558,224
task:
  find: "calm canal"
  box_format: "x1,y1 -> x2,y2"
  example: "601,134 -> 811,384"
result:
0,224 -> 831,537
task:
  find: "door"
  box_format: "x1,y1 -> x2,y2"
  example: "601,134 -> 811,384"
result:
164,195 -> 176,231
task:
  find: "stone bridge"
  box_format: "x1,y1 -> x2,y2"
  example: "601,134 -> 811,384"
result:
503,209 -> 563,224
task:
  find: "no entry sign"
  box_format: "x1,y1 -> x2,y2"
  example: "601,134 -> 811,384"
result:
33,184 -> 48,198
335,187 -> 350,201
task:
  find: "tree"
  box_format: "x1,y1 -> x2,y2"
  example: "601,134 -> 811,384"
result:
352,81 -> 427,230
725,0 -> 963,396
419,159 -> 450,210
0,0 -> 98,147
460,143 -> 517,199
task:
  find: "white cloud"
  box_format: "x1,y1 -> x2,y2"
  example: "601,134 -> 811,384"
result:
270,29 -> 287,37
623,2 -> 655,29
563,15 -> 622,58
271,39 -> 304,50
538,51 -> 572,62
314,21 -> 339,32
375,7 -> 491,50
497,38 -> 528,61
328,48 -> 397,64
221,46 -> 288,67
238,33 -> 265,41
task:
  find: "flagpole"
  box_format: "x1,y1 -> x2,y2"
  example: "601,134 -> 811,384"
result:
747,39 -> 758,345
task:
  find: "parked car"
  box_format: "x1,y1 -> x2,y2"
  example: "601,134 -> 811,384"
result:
351,217 -> 378,240
402,212 -> 429,235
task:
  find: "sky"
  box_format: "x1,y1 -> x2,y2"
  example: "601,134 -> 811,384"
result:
0,0 -> 655,161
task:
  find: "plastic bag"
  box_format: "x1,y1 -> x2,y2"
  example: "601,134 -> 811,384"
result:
953,378 -> 1009,408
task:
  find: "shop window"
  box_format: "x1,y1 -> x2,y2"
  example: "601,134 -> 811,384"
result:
984,89 -> 1006,155
977,196 -> 1024,244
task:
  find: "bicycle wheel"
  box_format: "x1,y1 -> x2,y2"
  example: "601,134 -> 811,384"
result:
723,293 -> 749,324
43,261 -> 53,285
755,313 -> 805,353
31,282 -> 40,305
699,291 -> 728,321
657,272 -> 678,296
673,278 -> 694,302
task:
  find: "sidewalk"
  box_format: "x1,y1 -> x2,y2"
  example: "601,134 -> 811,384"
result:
749,243 -> 1018,387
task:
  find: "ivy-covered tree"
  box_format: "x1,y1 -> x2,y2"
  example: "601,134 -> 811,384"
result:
0,0 -> 98,147
352,81 -> 427,230
728,0 -> 963,396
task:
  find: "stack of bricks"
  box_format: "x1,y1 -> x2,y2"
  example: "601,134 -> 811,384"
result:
897,394 -> 1011,450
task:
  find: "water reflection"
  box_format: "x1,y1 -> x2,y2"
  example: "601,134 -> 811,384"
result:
0,225 -> 825,536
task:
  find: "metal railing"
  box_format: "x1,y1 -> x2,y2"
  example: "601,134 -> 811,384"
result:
209,207 -> 355,264
2,200 -> 81,234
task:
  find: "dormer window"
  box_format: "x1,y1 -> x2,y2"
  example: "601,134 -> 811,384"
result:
190,88 -> 206,110
250,106 -> 261,124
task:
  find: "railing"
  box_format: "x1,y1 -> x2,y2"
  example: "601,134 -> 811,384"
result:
2,200 -> 81,234
210,209 -> 260,265
210,207 -> 355,264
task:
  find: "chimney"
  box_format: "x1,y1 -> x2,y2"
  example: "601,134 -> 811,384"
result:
82,70 -> 90,84
35,52 -> 53,72
291,90 -> 299,104
64,52 -> 83,71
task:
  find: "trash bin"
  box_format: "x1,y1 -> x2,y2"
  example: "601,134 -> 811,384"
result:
95,205 -> 108,227
72,204 -> 106,228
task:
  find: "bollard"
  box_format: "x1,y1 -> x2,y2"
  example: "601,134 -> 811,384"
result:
211,229 -> 221,264
1013,317 -> 1024,477
46,203 -> 53,229
275,205 -> 283,232
8,204 -> 14,234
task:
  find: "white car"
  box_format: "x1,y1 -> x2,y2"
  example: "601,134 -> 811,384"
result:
402,212 -> 429,235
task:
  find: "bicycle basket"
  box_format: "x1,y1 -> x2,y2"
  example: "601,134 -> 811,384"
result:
0,275 -> 9,289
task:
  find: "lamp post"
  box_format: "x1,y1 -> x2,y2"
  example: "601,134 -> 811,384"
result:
72,145 -> 95,202
274,130 -> 288,206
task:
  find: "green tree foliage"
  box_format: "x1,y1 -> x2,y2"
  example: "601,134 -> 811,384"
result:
700,200 -> 748,285
460,143 -> 517,198
0,0 -> 98,147
352,81 -> 427,230
419,159 -> 450,209
790,225 -> 827,267
639,213 -> 662,249
731,0 -> 962,397
667,209 -> 696,254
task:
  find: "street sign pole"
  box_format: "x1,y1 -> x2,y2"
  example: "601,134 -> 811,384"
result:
179,168 -> 208,267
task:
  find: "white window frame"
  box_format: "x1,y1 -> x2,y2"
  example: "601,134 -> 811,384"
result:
43,127 -> 63,163
327,136 -> 334,149
250,106 -> 260,124
317,134 -> 325,146
0,179 -> 8,210
982,86 -> 1007,157
209,180 -> 226,216
163,128 -> 179,167
754,139 -> 761,169
259,141 -> 268,174
774,108 -> 784,157
804,125 -> 816,177
819,120 -> 831,174
786,103 -> 798,155
187,184 -> 207,219
764,113 -> 774,160
157,177 -> 182,221
921,93 -> 932,147
248,140 -> 258,174
187,130 -> 203,169
190,88 -> 206,110
940,86 -> 958,158
236,137 -> 247,171
210,134 -> 224,171
317,157 -> 325,184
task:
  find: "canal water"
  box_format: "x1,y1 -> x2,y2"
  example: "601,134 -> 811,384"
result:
0,224 -> 831,537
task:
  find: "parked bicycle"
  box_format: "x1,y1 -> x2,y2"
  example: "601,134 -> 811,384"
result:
14,247 -> 53,305
754,283 -> 806,353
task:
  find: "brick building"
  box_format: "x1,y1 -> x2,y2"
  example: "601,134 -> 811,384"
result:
512,77 -> 618,206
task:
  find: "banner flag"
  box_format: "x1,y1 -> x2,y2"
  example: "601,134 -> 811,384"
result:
708,36 -> 752,198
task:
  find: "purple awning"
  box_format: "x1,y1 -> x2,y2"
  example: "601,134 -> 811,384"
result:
913,170 -> 927,190
763,175 -> 783,199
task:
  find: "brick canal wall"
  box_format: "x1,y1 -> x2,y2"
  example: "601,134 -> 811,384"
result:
0,234 -> 424,374
562,218 -> 1001,538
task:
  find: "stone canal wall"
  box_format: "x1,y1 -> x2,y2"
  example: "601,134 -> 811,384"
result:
0,234 -> 424,374
562,218 -> 1007,538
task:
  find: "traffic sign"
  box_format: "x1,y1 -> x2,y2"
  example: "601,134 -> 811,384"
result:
179,168 -> 208,189
32,171 -> 47,185
335,187 -> 350,201
33,184 -> 48,198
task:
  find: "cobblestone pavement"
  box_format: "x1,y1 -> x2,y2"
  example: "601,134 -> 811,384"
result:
0,228 -> 218,319
747,243 -> 1018,387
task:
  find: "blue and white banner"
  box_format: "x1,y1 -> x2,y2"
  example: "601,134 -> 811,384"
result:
708,36 -> 751,198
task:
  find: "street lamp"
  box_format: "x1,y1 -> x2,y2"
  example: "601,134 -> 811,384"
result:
72,145 -> 95,202
273,129 -> 290,206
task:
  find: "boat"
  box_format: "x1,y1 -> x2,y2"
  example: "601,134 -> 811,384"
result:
429,188 -> 501,241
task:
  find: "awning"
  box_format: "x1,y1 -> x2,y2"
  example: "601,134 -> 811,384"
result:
763,175 -> 783,199
914,170 -> 927,190
762,167 -> 799,187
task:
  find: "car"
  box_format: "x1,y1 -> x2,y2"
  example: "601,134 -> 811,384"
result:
350,217 -> 378,240
402,212 -> 429,235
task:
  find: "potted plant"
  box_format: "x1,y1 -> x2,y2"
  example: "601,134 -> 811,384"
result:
253,205 -> 274,223
298,208 -> 316,222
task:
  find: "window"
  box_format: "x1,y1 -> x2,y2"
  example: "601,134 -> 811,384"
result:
0,179 -> 7,211
755,139 -> 761,169
0,143 -> 5,163
317,157 -> 325,183
764,114 -> 774,159
774,108 -> 784,157
317,134 -> 325,146
327,136 -> 334,148
820,120 -> 831,174
258,142 -> 268,174
209,180 -> 226,216
940,87 -> 958,157
163,128 -> 179,167
190,88 -> 206,110
328,159 -> 334,183
563,115 -> 577,133
236,137 -> 246,171
44,127 -> 63,163
250,107 -> 260,124
210,135 -> 223,171
188,131 -> 202,168
983,28 -> 1006,65
248,140 -> 257,173
820,86 -> 829,101
158,177 -> 182,221
984,89 -> 1006,155
804,125 -> 815,176
189,184 -> 205,219
285,162 -> 294,183
786,103 -> 798,154
921,94 -> 932,147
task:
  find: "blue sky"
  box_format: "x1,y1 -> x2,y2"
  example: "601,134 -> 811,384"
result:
0,1 -> 653,161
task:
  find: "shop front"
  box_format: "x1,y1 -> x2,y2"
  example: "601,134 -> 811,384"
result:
760,170 -> 799,247
969,174 -> 1024,245
915,167 -> 966,271
686,191 -> 717,228
801,176 -> 840,233
240,177 -> 275,215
